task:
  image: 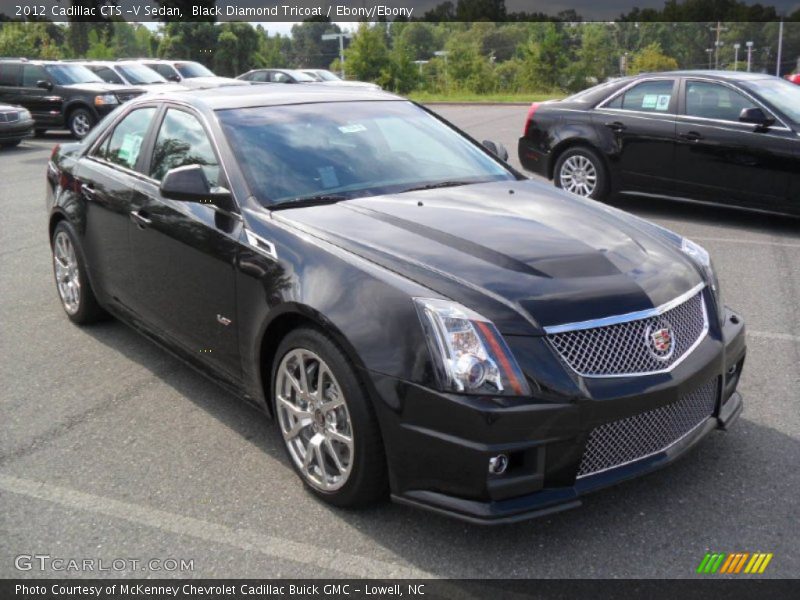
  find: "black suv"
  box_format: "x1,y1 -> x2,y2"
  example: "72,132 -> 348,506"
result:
0,59 -> 144,139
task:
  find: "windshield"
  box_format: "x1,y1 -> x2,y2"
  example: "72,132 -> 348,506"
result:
45,64 -> 104,85
287,70 -> 316,82
316,70 -> 341,82
301,70 -> 323,81
175,62 -> 214,78
218,101 -> 513,207
742,78 -> 800,125
117,64 -> 167,85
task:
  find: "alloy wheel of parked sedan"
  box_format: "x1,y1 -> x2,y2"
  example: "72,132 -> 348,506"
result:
53,230 -> 81,315
559,154 -> 598,197
275,348 -> 354,491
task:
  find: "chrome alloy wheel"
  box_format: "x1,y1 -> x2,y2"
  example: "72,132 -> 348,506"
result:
275,348 -> 354,491
53,231 -> 81,315
559,154 -> 598,197
71,112 -> 92,138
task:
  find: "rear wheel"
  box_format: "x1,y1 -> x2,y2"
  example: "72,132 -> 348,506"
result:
51,221 -> 107,324
68,108 -> 95,140
272,327 -> 387,508
554,146 -> 608,200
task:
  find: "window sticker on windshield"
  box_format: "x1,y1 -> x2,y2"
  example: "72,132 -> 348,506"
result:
118,133 -> 143,165
656,95 -> 671,111
641,94 -> 658,109
318,166 -> 339,188
338,123 -> 367,134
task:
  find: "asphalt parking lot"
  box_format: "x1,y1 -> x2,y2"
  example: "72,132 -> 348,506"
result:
1,105 -> 798,579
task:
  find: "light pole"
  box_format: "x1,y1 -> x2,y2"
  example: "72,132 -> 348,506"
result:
434,50 -> 449,91
776,19 -> 784,77
413,60 -> 428,75
746,41 -> 754,72
321,32 -> 352,79
709,21 -> 728,70
733,43 -> 740,70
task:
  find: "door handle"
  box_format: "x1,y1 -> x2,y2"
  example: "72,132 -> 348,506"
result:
81,184 -> 96,200
605,121 -> 626,132
129,210 -> 152,229
679,131 -> 703,141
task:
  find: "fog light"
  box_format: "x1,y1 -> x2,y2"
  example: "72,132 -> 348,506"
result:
488,454 -> 508,475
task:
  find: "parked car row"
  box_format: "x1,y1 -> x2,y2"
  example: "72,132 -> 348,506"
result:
518,70 -> 800,216
0,58 -> 378,142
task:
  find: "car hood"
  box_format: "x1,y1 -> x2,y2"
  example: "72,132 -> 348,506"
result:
179,76 -> 246,88
61,83 -> 138,94
269,180 -> 703,335
318,81 -> 379,89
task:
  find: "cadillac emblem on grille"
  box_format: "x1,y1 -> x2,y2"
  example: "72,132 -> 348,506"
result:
646,322 -> 674,360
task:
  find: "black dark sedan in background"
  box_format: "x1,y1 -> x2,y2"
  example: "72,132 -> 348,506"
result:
46,85 -> 745,523
0,103 -> 34,148
519,71 -> 800,216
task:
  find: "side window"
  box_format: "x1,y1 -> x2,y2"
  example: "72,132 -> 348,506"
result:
0,64 -> 22,86
251,71 -> 268,82
94,67 -> 124,85
151,64 -> 177,80
271,72 -> 290,83
22,65 -> 48,87
606,80 -> 675,113
149,109 -> 220,186
685,81 -> 758,122
94,107 -> 157,170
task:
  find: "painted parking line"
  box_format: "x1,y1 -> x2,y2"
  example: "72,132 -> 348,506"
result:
748,331 -> 800,344
0,473 -> 432,579
691,236 -> 800,250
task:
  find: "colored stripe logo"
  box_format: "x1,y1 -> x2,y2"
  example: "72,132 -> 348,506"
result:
697,552 -> 773,574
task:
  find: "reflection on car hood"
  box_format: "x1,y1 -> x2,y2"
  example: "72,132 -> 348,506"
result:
178,76 -> 247,88
272,180 -> 702,335
61,83 -> 138,93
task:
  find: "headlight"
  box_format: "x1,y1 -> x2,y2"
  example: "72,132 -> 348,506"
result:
94,94 -> 119,106
19,109 -> 31,120
681,237 -> 722,310
414,298 -> 530,396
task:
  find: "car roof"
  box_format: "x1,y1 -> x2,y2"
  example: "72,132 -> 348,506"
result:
636,70 -> 777,82
129,83 -> 402,110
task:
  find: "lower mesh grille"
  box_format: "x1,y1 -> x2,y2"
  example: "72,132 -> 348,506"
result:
577,378 -> 718,478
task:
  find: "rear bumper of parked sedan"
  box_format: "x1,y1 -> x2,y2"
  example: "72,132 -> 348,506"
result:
371,307 -> 745,524
518,136 -> 551,178
0,118 -> 34,142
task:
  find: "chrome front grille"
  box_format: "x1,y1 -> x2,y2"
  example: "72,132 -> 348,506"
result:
0,111 -> 19,123
547,289 -> 708,377
577,378 -> 718,478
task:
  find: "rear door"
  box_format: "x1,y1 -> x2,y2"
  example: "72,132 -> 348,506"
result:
674,78 -> 794,212
0,63 -> 22,105
75,105 -> 160,305
130,105 -> 242,380
592,78 -> 678,195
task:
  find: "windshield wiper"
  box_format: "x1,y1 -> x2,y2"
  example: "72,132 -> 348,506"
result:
270,194 -> 349,210
399,180 -> 475,193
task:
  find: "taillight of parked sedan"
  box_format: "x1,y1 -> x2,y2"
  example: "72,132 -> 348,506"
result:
523,102 -> 540,136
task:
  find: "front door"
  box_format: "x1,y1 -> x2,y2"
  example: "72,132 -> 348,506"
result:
130,106 -> 242,381
674,79 -> 795,212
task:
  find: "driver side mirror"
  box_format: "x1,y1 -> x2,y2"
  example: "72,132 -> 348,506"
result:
36,80 -> 53,91
739,107 -> 775,128
482,139 -> 509,162
160,165 -> 236,213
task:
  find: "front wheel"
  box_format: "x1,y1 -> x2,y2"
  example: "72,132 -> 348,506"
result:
554,147 -> 609,200
68,108 -> 95,140
272,327 -> 387,508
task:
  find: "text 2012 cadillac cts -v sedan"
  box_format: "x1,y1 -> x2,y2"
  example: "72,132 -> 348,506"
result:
518,70 -> 800,216
46,85 -> 746,524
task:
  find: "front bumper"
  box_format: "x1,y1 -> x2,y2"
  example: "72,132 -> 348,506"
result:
0,118 -> 34,143
370,306 -> 746,524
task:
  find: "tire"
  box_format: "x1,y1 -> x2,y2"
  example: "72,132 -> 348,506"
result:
67,107 -> 95,140
271,327 -> 387,508
51,221 -> 107,324
1,139 -> 22,148
554,146 -> 609,200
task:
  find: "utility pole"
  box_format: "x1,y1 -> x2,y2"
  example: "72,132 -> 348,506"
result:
434,50 -> 449,91
706,48 -> 714,69
321,32 -> 352,79
746,41 -> 754,72
709,21 -> 728,70
733,43 -> 740,70
776,19 -> 784,77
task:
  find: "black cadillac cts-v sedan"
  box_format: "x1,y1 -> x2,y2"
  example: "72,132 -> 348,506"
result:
46,85 -> 746,523
518,70 -> 800,216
